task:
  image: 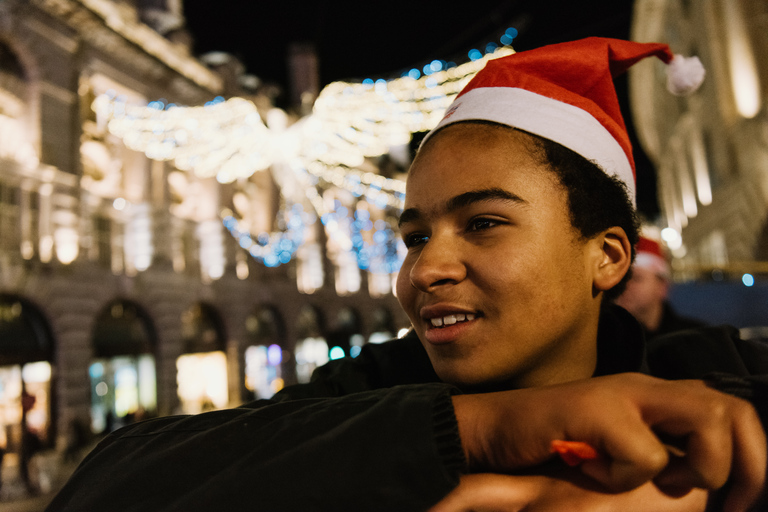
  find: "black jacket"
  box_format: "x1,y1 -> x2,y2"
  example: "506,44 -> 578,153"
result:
46,306 -> 768,511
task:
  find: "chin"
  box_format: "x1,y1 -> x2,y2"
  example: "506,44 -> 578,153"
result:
435,365 -> 511,393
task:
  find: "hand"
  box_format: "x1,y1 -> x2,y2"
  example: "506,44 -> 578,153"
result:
428,473 -> 709,512
452,373 -> 766,512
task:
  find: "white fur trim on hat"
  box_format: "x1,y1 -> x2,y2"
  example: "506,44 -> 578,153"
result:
667,55 -> 706,96
634,252 -> 671,278
428,87 -> 636,203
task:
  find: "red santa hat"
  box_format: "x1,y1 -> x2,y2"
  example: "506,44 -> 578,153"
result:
426,37 -> 705,203
634,235 -> 671,278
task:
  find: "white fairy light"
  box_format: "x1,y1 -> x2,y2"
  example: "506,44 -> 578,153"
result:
92,44 -> 516,269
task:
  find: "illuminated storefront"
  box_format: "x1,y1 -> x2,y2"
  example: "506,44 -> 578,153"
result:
244,307 -> 285,400
368,308 -> 396,345
328,307 -> 363,359
294,305 -> 328,383
90,300 -> 157,434
176,303 -> 228,413
0,295 -> 54,476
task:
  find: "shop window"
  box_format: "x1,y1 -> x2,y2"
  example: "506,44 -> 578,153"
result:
369,308 -> 395,345
244,307 -> 285,399
177,303 -> 228,413
90,300 -> 157,434
327,307 -> 362,359
294,305 -> 327,383
0,295 -> 54,483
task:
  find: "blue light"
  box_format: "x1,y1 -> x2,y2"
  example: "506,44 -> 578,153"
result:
485,42 -> 498,54
505,27 -> 518,39
362,78 -> 374,89
425,77 -> 437,89
329,346 -> 345,360
500,34 -> 514,46
742,273 -> 755,287
430,59 -> 443,72
423,64 -> 432,76
350,346 -> 362,358
267,344 -> 282,366
408,68 -> 421,79
264,254 -> 279,267
468,49 -> 483,61
89,362 -> 104,379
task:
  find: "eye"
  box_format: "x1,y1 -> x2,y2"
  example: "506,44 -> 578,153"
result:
468,217 -> 500,231
403,232 -> 429,248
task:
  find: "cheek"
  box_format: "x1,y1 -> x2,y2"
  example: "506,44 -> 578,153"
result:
395,265 -> 413,309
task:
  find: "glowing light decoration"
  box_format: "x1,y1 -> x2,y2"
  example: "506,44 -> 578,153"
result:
92,43 -> 516,270
221,204 -> 308,268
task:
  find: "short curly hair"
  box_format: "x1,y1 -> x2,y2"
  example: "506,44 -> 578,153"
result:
523,132 -> 640,299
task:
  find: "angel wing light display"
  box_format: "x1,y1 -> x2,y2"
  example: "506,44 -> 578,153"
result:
91,44 -> 515,275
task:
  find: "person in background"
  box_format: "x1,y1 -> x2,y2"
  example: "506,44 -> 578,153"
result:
615,234 -> 706,337
45,38 -> 767,512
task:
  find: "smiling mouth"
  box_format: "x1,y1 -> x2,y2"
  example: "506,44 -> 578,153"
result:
429,313 -> 476,328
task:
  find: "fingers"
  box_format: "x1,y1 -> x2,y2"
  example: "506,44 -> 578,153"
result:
546,374 -> 765,511
633,378 -> 766,511
722,398 -> 767,512
453,373 -> 766,511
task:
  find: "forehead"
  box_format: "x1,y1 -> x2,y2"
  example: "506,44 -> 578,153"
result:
404,123 -> 565,212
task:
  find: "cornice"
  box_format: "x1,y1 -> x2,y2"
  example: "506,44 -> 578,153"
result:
30,0 -> 222,95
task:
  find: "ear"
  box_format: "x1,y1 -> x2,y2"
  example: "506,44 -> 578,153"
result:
591,226 -> 632,293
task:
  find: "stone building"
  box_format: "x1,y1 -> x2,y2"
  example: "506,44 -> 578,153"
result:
0,0 -> 408,484
629,0 -> 768,278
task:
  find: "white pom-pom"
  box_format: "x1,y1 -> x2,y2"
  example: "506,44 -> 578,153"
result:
666,55 -> 706,96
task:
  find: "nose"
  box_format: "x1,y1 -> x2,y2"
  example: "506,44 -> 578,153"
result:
409,235 -> 467,292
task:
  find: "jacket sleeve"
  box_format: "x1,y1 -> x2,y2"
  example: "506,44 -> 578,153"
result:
46,341 -> 465,512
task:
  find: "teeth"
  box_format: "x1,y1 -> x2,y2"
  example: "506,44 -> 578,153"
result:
429,314 -> 476,328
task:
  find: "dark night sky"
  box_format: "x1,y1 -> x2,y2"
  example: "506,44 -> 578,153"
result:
182,0 -> 659,218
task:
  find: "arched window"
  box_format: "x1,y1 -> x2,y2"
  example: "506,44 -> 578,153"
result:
328,307 -> 363,358
294,305 -> 327,383
90,300 -> 157,434
244,306 -> 285,399
176,303 -> 228,413
0,295 -> 54,470
369,308 -> 395,345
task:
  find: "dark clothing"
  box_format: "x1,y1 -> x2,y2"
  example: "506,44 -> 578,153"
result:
648,301 -> 707,338
46,306 -> 768,512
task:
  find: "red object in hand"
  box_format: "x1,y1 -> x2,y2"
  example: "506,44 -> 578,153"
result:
550,440 -> 600,466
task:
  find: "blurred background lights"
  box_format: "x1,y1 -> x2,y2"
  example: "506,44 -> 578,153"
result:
329,346 -> 345,360
661,227 -> 683,250
742,273 -> 755,287
267,344 -> 282,366
500,27 -> 518,46
468,49 -> 483,61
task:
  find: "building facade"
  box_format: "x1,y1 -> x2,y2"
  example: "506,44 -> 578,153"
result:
0,0 -> 408,481
629,0 -> 768,278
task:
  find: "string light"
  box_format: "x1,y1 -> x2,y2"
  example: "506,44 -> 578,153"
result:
92,42 -> 516,269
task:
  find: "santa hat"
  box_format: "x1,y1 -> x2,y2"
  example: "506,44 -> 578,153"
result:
634,236 -> 671,278
425,37 -> 705,202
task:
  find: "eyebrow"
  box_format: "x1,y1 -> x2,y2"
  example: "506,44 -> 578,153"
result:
398,187 -> 527,227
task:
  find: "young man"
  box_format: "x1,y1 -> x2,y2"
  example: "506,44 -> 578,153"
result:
47,38 -> 767,512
